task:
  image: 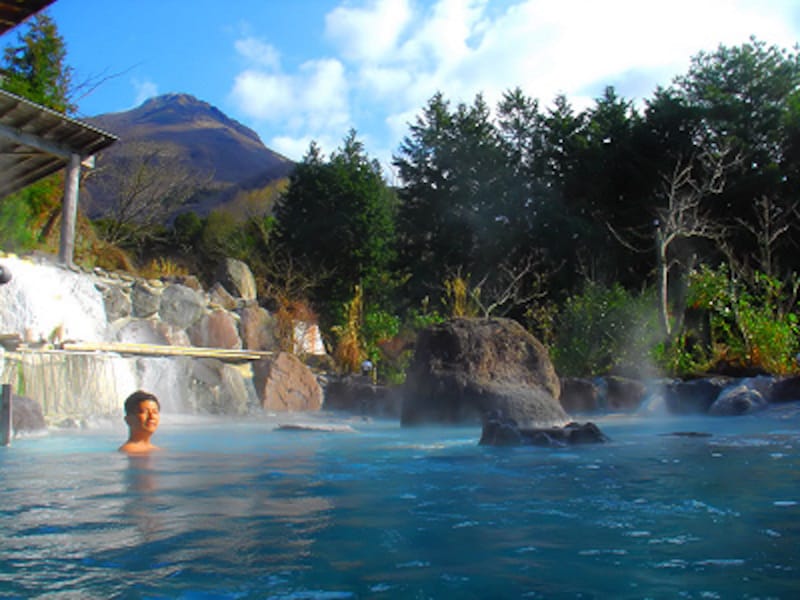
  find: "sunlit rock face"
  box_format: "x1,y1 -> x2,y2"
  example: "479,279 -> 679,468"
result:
0,256 -> 109,344
402,317 -> 567,427
252,352 -> 323,412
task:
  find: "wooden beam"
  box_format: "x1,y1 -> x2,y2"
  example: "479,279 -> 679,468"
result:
60,342 -> 275,363
0,120 -> 75,159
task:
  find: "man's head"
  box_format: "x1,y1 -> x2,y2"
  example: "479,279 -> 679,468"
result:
124,390 -> 160,415
123,390 -> 160,436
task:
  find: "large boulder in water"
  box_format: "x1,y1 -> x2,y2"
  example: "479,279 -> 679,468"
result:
252,352 -> 323,412
11,394 -> 46,433
401,317 -> 566,426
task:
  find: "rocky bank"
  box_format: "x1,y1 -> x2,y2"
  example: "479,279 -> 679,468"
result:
0,253 -> 327,424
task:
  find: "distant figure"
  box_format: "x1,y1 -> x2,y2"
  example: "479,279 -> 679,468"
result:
0,264 -> 11,285
360,359 -> 374,377
119,390 -> 161,454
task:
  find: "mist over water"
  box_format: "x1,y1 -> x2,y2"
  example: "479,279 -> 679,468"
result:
1,408 -> 799,598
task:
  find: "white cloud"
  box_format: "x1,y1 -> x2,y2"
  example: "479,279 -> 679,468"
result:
269,135 -> 317,161
230,70 -> 294,118
234,37 -> 281,70
131,78 -> 158,107
229,33 -> 350,159
325,0 -> 413,63
230,0 -> 800,164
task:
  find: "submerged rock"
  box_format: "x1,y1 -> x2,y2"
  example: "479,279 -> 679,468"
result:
479,411 -> 608,447
275,423 -> 356,433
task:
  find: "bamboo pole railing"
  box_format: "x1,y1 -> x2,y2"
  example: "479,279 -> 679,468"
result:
59,342 -> 274,363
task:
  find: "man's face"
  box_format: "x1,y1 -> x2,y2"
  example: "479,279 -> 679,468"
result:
126,400 -> 160,434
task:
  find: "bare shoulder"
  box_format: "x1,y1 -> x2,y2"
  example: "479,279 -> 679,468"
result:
118,442 -> 161,454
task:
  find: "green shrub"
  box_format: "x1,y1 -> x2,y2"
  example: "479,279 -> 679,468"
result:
0,194 -> 36,251
684,265 -> 800,374
552,282 -> 660,377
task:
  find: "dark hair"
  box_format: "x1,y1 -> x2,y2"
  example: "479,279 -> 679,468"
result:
124,390 -> 160,415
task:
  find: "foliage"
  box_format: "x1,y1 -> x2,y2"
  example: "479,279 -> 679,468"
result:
273,298 -> 318,353
678,264 -> 800,375
0,192 -> 36,251
200,210 -> 258,262
331,285 -> 366,373
652,330 -> 713,376
274,131 -> 398,325
371,302 -> 444,386
442,272 -> 480,318
552,282 -> 661,377
394,93 -> 517,305
0,13 -> 74,113
673,38 -> 800,269
0,175 -> 62,252
138,257 -> 189,279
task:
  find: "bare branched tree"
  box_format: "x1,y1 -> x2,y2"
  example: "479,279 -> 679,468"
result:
439,253 -> 553,319
654,148 -> 737,337
472,253 -> 551,318
718,193 -> 800,318
733,194 -> 798,281
89,141 -> 211,245
257,245 -> 335,306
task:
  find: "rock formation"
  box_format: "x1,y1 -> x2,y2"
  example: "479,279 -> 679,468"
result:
479,410 -> 608,447
0,254 -> 327,423
252,352 -> 323,412
401,317 -> 567,426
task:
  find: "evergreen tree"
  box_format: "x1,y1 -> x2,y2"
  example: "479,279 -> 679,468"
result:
274,131 -> 397,324
0,13 -> 74,113
394,93 -> 511,305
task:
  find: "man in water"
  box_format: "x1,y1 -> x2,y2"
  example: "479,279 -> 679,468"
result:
119,390 -> 161,454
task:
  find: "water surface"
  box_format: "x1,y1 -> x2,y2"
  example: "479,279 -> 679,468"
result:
1,409 -> 799,598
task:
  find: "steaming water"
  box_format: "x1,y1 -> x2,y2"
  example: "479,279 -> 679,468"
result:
1,408 -> 800,599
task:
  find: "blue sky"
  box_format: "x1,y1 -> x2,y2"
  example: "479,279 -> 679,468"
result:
16,0 -> 800,171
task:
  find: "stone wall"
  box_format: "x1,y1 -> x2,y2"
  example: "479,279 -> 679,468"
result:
0,254 -> 327,422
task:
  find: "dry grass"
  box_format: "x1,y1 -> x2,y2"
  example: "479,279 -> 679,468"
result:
332,285 -> 366,373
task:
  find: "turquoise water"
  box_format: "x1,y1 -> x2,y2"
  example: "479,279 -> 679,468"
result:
1,408 -> 799,599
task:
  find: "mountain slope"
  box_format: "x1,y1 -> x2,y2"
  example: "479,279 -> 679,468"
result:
85,93 -> 295,217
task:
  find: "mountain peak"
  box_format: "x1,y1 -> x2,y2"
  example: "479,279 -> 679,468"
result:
133,93 -> 264,147
85,93 -> 295,217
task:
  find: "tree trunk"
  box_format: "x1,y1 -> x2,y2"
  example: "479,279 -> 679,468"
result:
656,227 -> 671,338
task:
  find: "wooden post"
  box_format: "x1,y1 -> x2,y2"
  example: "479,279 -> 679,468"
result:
59,152 -> 81,266
1,384 -> 11,446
